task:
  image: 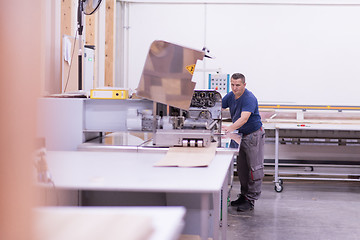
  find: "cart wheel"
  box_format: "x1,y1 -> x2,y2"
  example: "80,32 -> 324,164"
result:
274,183 -> 283,193
278,179 -> 283,185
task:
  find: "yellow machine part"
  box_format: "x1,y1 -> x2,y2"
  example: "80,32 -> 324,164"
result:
90,89 -> 129,99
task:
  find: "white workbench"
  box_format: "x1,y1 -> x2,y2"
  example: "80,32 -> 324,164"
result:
46,150 -> 235,240
263,122 -> 360,192
34,206 -> 185,240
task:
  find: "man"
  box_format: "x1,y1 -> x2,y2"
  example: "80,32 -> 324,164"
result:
222,73 -> 265,212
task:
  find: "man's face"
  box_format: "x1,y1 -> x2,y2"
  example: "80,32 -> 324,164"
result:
231,78 -> 246,97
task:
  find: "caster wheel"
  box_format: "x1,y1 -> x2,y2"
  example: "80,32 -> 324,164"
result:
274,183 -> 283,193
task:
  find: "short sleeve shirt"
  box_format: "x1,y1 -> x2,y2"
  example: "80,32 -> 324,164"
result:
222,89 -> 262,135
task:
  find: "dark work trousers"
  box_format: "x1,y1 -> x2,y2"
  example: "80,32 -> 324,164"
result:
237,127 -> 265,202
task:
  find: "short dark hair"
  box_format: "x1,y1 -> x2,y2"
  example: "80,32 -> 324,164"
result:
231,73 -> 245,83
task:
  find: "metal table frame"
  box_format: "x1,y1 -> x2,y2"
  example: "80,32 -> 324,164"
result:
271,124 -> 360,192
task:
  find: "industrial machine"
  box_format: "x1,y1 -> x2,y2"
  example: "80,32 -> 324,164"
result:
129,89 -> 223,147
125,40 -> 224,148
39,40 -> 231,150
154,89 -> 222,147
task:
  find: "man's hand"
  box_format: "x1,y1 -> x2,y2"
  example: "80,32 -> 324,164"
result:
224,132 -> 242,144
222,125 -> 234,133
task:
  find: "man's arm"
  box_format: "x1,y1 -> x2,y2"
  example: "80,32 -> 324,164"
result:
223,111 -> 251,133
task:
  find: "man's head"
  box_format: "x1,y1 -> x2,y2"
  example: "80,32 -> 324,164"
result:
231,73 -> 246,98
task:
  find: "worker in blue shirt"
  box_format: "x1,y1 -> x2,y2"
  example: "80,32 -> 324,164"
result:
222,73 -> 265,212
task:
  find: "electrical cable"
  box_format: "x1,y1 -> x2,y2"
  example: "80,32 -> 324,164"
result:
63,30 -> 78,93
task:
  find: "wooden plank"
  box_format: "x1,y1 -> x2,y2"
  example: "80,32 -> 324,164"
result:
61,0 -> 74,92
61,0 -> 72,37
85,14 -> 96,45
85,13 -> 97,90
105,0 -> 115,87
62,35 -> 80,93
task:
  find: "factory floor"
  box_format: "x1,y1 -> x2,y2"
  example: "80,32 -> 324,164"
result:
226,177 -> 360,240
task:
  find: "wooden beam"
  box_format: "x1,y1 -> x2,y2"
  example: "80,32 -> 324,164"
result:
61,0 -> 75,92
61,0 -> 72,37
105,0 -> 115,87
85,14 -> 95,45
85,13 -> 97,90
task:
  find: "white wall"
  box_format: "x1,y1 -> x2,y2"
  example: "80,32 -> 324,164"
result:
121,0 -> 360,106
127,3 -> 206,90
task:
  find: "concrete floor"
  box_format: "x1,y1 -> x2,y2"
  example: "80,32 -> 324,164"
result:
226,178 -> 360,240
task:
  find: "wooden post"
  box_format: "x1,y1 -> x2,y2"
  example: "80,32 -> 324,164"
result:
105,0 -> 115,87
61,0 -> 76,92
61,0 -> 73,36
85,14 -> 96,45
86,13 -> 96,89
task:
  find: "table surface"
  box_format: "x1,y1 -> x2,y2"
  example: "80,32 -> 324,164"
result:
80,131 -> 237,149
263,122 -> 360,131
46,150 -> 234,193
34,206 -> 186,240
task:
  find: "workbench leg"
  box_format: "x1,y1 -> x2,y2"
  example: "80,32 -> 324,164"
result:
275,128 -> 279,184
274,128 -> 283,192
222,169 -> 229,240
200,193 -> 210,240
213,192 -> 220,240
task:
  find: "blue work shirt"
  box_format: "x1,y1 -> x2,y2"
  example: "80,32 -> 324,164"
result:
222,89 -> 262,135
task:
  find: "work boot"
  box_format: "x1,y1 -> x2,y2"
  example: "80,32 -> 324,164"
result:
230,194 -> 246,206
236,200 -> 254,212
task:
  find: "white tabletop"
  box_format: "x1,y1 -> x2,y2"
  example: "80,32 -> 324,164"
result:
34,206 -> 185,240
46,150 -> 234,193
263,122 -> 360,131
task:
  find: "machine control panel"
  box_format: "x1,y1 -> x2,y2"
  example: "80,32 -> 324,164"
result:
208,74 -> 230,96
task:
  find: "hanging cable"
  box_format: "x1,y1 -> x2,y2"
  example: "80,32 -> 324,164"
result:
63,30 -> 78,93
